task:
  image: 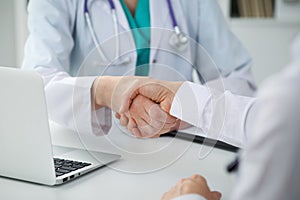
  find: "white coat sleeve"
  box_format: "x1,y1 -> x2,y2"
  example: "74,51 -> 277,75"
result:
170,81 -> 255,147
195,0 -> 256,96
22,0 -> 111,135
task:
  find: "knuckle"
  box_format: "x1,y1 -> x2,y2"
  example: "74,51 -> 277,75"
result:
191,174 -> 201,179
193,174 -> 206,183
135,95 -> 145,104
179,178 -> 186,184
180,183 -> 194,194
120,118 -> 128,126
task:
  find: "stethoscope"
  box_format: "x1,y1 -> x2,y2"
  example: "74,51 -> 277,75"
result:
84,0 -> 188,65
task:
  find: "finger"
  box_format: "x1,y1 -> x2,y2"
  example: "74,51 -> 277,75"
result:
148,104 -> 177,124
142,104 -> 177,131
211,191 -> 222,200
134,116 -> 156,137
115,113 -> 121,119
138,117 -> 176,137
129,96 -> 164,135
129,95 -> 176,136
119,96 -> 135,114
149,133 -> 161,138
130,96 -> 158,124
136,116 -> 173,137
127,117 -> 137,130
118,78 -> 142,114
176,178 -> 186,186
131,95 -> 176,125
120,114 -> 129,126
190,174 -> 207,185
132,127 -> 142,138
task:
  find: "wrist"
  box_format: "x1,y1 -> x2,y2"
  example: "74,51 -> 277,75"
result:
164,81 -> 183,101
92,76 -> 118,109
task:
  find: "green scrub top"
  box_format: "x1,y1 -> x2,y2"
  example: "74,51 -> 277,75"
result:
119,0 -> 150,76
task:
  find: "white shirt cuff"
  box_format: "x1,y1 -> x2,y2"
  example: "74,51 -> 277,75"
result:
170,81 -> 211,129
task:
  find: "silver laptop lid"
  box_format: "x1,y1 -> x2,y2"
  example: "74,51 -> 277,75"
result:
0,67 -> 56,185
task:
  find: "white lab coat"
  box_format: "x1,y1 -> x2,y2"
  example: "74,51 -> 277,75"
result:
171,35 -> 300,200
22,0 -> 255,139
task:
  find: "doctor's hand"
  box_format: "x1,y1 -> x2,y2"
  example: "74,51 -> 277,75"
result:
116,95 -> 179,138
91,76 -> 153,113
161,174 -> 222,200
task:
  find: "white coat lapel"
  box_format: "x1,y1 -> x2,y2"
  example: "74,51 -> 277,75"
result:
90,0 -> 132,39
149,0 -> 170,63
113,0 -> 131,31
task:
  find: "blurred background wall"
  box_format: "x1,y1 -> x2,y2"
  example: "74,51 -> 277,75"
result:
0,0 -> 27,67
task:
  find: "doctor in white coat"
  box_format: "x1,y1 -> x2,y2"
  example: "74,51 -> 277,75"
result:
22,0 -> 255,143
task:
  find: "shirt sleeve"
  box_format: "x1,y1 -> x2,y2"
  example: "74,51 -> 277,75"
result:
170,81 -> 255,147
22,0 -> 111,135
171,194 -> 205,200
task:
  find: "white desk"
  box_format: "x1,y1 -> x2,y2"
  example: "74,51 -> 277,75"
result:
0,122 -> 237,200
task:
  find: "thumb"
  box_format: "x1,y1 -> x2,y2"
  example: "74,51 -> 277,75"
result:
138,84 -> 173,113
211,191 -> 222,200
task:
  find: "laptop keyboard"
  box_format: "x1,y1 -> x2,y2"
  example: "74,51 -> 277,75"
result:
54,158 -> 92,177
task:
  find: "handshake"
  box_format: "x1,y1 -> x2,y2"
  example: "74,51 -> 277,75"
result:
91,76 -> 189,137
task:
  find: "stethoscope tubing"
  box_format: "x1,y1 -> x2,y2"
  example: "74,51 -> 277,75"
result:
84,0 -> 187,64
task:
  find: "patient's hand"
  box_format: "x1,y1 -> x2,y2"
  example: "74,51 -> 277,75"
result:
117,95 -> 178,137
116,95 -> 191,138
161,174 -> 222,200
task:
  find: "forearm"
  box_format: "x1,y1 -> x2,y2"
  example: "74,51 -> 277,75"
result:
36,67 -> 111,135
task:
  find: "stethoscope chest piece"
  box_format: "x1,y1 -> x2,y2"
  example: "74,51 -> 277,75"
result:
169,33 -> 188,52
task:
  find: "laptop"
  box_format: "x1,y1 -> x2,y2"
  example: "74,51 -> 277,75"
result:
0,67 -> 121,185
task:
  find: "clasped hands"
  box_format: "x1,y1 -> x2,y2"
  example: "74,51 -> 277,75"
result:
92,76 -> 187,138
92,76 -> 221,199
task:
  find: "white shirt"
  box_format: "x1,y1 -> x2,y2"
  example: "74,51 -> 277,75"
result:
170,34 -> 300,200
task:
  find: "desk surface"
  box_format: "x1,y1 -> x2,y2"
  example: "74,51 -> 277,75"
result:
0,122 -> 236,200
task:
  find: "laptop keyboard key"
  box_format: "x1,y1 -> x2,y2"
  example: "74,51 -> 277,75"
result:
57,169 -> 70,174
56,172 -> 64,177
62,163 -> 72,167
61,166 -> 77,171
72,164 -> 85,169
